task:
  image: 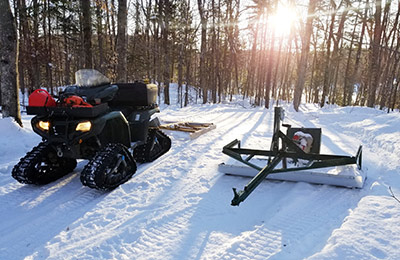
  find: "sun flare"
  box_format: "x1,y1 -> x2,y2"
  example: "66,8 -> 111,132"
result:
270,5 -> 297,37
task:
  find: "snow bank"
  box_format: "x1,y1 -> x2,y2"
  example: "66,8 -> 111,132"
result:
0,116 -> 40,175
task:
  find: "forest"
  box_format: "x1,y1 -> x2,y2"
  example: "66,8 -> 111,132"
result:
0,0 -> 399,124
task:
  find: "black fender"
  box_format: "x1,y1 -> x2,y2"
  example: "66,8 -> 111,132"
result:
95,111 -> 131,148
126,108 -> 160,142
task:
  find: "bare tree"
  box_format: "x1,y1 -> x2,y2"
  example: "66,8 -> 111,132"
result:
80,0 -> 93,69
367,0 -> 383,107
197,0 -> 208,104
116,0 -> 127,82
329,1 -> 349,105
0,0 -> 22,126
96,2 -> 106,73
159,0 -> 172,105
293,0 -> 317,111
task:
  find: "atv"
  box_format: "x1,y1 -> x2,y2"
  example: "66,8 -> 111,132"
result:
12,69 -> 171,190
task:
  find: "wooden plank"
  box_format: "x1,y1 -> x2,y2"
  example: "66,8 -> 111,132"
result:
160,122 -> 216,139
188,123 -> 216,139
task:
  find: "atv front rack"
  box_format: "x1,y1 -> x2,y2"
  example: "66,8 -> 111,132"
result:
26,103 -> 109,118
222,107 -> 363,206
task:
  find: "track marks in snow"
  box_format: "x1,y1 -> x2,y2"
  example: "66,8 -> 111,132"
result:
127,109 -> 271,201
307,195 -> 400,260
212,184 -> 362,260
42,109 -> 273,259
129,207 -> 195,259
0,169 -> 106,260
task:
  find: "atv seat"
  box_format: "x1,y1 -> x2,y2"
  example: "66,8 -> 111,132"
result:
63,84 -> 119,104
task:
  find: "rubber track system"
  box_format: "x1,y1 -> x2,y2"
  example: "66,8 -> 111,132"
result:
133,129 -> 171,163
12,142 -> 77,185
80,143 -> 137,190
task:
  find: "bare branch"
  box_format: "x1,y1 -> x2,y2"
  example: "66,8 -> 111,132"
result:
389,186 -> 400,204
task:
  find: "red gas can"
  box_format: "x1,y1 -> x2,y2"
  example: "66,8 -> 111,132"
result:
28,89 -> 56,107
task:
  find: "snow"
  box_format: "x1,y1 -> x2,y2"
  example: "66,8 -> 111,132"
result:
1,87 -> 400,260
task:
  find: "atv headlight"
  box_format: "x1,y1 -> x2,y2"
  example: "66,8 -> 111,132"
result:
76,121 -> 92,132
38,121 -> 50,131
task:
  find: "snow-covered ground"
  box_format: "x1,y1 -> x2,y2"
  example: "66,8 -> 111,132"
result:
1,88 -> 399,260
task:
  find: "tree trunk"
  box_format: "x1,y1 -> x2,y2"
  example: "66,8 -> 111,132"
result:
160,0 -> 171,105
153,0 -> 160,87
265,27 -> 276,109
310,28 -> 319,103
293,0 -> 317,111
184,0 -> 192,107
330,4 -> 348,105
0,0 -> 22,126
281,31 -> 294,102
178,41 -> 184,107
232,1 -> 240,101
321,7 -> 336,107
42,0 -> 53,94
272,36 -> 283,102
62,2 -> 71,85
96,3 -> 105,73
378,0 -> 394,109
80,0 -> 92,69
32,0 -> 40,90
367,0 -> 382,107
264,0 -> 278,108
210,0 -> 218,103
354,0 -> 369,106
216,0 -> 222,103
116,0 -> 127,82
343,12 -> 359,106
15,0 -> 25,98
246,22 -> 259,99
197,0 -> 208,104
143,0 -> 152,80
17,0 -> 35,96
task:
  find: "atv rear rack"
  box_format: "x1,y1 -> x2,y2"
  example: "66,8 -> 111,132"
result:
221,107 -> 363,206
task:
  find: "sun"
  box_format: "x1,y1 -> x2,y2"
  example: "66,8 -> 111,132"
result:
270,5 -> 297,37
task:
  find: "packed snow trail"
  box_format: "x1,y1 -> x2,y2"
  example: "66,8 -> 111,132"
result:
0,100 -> 399,260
